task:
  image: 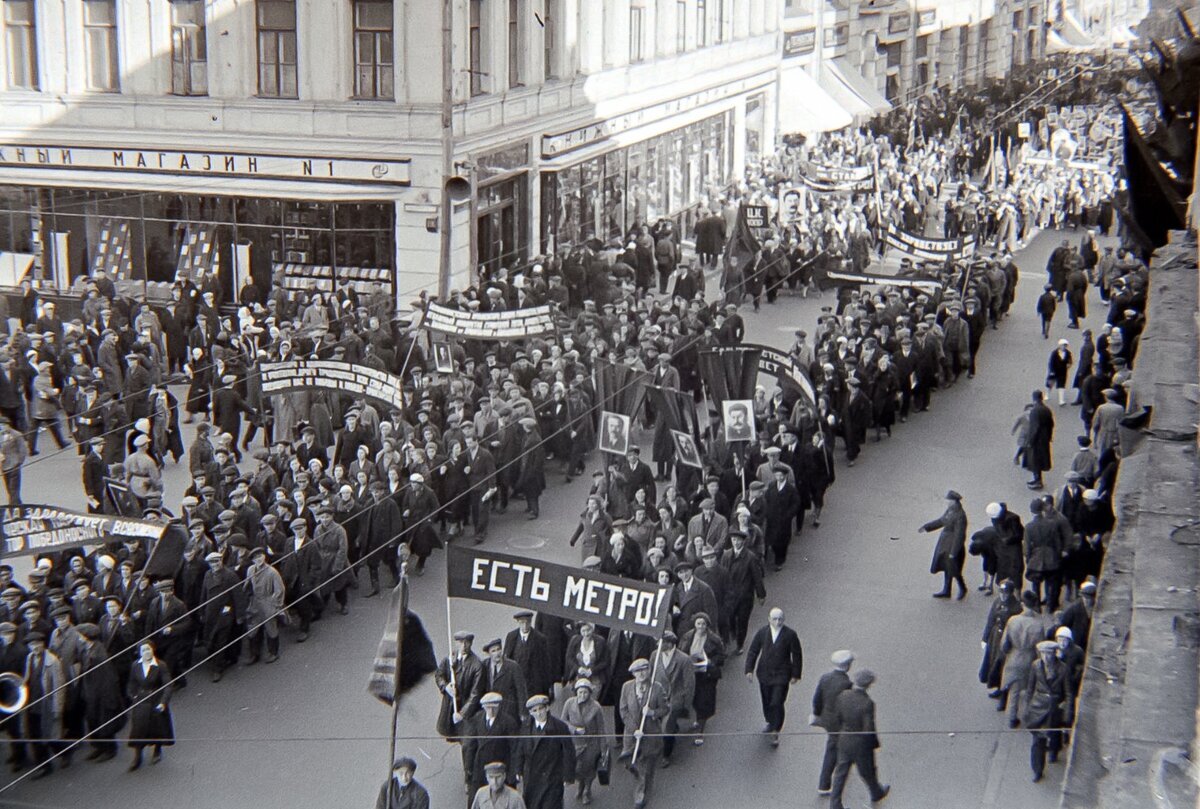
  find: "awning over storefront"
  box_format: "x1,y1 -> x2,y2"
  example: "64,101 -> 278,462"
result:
1046,28 -> 1087,53
778,67 -> 853,136
822,59 -> 892,119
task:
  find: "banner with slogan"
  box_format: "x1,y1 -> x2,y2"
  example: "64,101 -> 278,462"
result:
260,359 -> 406,412
746,344 -> 816,405
424,302 -> 557,341
446,546 -> 672,637
826,269 -> 943,292
800,162 -> 874,193
0,505 -> 166,559
883,224 -> 976,262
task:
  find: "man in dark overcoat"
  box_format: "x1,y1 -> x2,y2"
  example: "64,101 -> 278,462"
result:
1023,390 -> 1055,489
828,670 -> 890,809
744,607 -> 803,745
514,694 -> 576,809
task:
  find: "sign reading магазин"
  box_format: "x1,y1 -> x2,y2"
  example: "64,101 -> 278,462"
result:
0,505 -> 165,558
446,546 -> 672,637
260,360 -> 407,412
0,144 -> 411,186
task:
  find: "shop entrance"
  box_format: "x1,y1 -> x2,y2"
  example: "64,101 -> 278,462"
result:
475,174 -> 527,276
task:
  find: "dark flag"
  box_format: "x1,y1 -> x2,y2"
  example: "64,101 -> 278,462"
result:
142,523 -> 188,579
368,576 -> 437,707
592,358 -> 650,419
697,346 -> 762,409
720,204 -> 764,297
1121,104 -> 1188,251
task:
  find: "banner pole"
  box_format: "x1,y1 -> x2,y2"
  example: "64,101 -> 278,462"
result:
630,636 -> 665,768
387,565 -> 409,775
445,595 -> 459,719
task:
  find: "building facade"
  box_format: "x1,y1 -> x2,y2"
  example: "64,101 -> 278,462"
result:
0,0 -> 779,301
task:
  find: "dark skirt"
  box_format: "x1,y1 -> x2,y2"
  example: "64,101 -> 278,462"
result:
693,673 -> 719,721
128,703 -> 175,748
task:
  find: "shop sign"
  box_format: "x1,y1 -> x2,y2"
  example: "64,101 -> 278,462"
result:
782,28 -> 817,57
0,144 -> 411,186
541,77 -> 770,158
888,12 -> 911,35
918,9 -> 937,28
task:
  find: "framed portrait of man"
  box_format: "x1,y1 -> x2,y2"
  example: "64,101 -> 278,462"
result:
722,399 -> 756,442
670,430 -> 703,469
432,343 -> 454,373
597,410 -> 631,456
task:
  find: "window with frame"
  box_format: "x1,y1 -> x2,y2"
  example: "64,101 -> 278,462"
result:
83,0 -> 119,91
256,0 -> 298,98
170,0 -> 207,96
630,5 -> 645,62
469,0 -> 483,94
543,0 -> 558,79
676,0 -> 687,51
353,0 -> 393,99
696,0 -> 707,46
3,0 -> 38,90
715,0 -> 727,43
508,0 -> 523,87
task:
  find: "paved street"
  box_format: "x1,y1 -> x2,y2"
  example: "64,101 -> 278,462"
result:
3,229 -> 1112,809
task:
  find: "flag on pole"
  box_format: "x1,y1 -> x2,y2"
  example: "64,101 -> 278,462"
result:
367,575 -> 437,707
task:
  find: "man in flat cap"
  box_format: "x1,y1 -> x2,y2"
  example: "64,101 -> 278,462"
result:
618,658 -> 669,809
462,693 -> 521,798
918,490 -> 969,600
810,650 -> 855,795
375,756 -> 430,809
672,560 -> 718,635
200,551 -> 242,682
144,578 -> 193,689
22,630 -> 65,779
514,694 -> 576,809
76,622 -> 124,762
828,669 -> 889,808
471,638 -> 528,727
437,630 -> 483,738
471,761 -> 526,809
505,612 -> 554,702
361,480 -> 404,597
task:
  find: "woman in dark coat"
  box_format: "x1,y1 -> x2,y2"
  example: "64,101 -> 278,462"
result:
126,641 -> 174,770
918,490 -> 969,599
869,356 -> 900,439
183,347 -> 211,421
399,474 -> 442,573
978,581 -> 1021,690
679,612 -> 725,743
1046,341 -> 1073,406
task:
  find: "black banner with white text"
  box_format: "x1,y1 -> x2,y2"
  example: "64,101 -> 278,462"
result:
0,506 -> 166,559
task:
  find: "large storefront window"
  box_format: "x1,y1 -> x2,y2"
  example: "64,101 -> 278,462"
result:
540,110 -> 732,252
0,185 -> 396,300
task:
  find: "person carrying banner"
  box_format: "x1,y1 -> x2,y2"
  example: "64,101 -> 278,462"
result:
618,658 -> 668,809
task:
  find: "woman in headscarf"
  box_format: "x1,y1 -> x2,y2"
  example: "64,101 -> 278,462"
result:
558,678 -> 608,805
679,611 -> 725,745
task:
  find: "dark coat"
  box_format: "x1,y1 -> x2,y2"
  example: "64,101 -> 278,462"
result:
462,711 -> 521,792
435,651 -> 484,733
979,592 -> 1022,687
504,628 -> 555,700
601,630 -> 655,706
922,502 -> 968,576
1024,402 -> 1054,473
563,633 -> 609,695
514,715 -> 577,809
470,657 -> 528,726
744,624 -> 803,684
515,428 -> 546,500
126,659 -> 175,747
720,547 -> 766,608
1022,657 -> 1070,729
833,687 -> 879,754
810,668 -> 852,730
673,577 -> 719,634
80,643 -> 127,737
1024,515 -> 1065,574
374,778 -> 431,809
764,481 -> 801,551
361,496 -> 404,556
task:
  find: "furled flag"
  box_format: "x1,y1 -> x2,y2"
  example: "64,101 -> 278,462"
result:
367,574 -> 437,707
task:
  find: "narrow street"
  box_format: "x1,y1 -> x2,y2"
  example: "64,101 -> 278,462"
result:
6,229 -> 1110,809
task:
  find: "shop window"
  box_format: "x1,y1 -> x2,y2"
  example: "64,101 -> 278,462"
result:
630,5 -> 645,63
170,0 -> 208,96
469,0 -> 484,95
4,0 -> 38,90
257,0 -> 298,98
476,175 -> 528,276
353,0 -> 394,99
676,1 -> 687,51
508,0 -> 523,88
83,0 -> 119,92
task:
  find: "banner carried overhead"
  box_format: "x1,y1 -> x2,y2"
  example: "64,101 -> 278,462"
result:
423,302 -> 557,340
826,269 -> 943,291
260,359 -> 406,412
0,506 -> 166,559
799,161 -> 875,193
883,224 -> 975,262
446,546 -> 672,637
748,344 -> 817,404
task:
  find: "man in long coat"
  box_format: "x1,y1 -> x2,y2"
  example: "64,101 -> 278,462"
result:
1023,390 -> 1055,489
513,695 -> 576,809
828,670 -> 890,809
810,649 -> 854,795
462,692 -> 521,796
504,612 -> 554,701
764,467 -> 801,571
436,630 -> 484,736
619,658 -> 669,809
361,481 -> 403,596
514,418 -> 545,519
918,490 -> 969,600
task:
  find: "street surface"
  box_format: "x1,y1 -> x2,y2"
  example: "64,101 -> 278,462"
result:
4,229 -> 1111,809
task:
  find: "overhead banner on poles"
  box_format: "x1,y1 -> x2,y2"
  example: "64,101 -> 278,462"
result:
446,546 -> 672,637
424,302 -> 557,340
0,506 -> 166,559
883,224 -> 976,261
826,269 -> 944,291
799,162 -> 875,193
260,359 -> 407,412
